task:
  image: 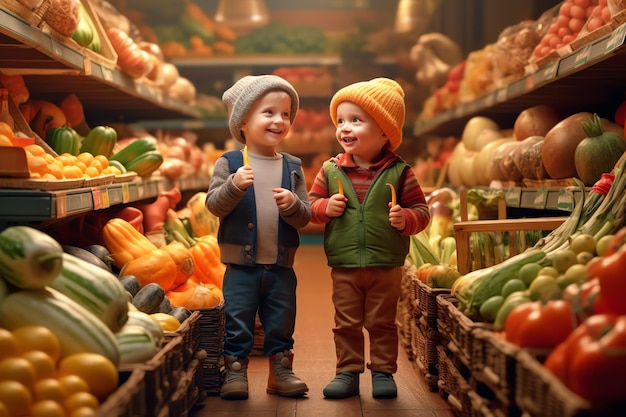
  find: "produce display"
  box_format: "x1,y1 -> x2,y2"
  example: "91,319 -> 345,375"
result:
0,183 -> 226,414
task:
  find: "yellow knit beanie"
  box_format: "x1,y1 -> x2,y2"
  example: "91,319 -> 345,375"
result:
329,78 -> 405,151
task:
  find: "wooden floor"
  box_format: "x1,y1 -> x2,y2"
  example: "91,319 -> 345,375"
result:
191,244 -> 454,417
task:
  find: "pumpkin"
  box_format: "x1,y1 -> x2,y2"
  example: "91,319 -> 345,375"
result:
166,282 -> 223,309
161,241 -> 194,287
188,235 -> 224,290
120,249 -> 177,290
574,114 -> 626,186
101,218 -> 158,269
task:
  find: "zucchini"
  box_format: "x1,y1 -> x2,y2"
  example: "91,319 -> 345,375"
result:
132,282 -> 165,314
62,245 -> 112,272
0,287 -> 120,365
0,226 -> 63,290
48,253 -> 129,333
119,275 -> 142,297
109,138 -> 157,166
116,325 -> 159,364
85,244 -> 115,271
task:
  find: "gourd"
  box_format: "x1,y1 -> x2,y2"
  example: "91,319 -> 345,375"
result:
575,114 -> 626,186
116,325 -> 159,364
161,241 -> 195,288
0,225 -> 63,290
45,126 -> 81,156
186,191 -> 219,237
126,310 -> 164,346
101,218 -> 158,269
48,253 -> 129,333
166,282 -> 223,309
120,249 -> 177,290
188,235 -> 224,289
131,282 -> 166,314
79,125 -> 117,158
0,287 -> 120,365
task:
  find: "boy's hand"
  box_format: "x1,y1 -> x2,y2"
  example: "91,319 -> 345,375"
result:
273,188 -> 295,210
234,166 -> 254,189
326,194 -> 347,217
388,203 -> 405,231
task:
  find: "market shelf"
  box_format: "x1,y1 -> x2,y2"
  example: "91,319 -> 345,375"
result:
170,54 -> 397,68
0,175 -> 211,222
413,22 -> 626,137
0,7 -> 200,125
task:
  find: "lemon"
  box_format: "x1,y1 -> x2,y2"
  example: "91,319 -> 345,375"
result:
569,233 -> 597,255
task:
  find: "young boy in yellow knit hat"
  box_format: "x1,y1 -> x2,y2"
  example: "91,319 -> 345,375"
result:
308,78 -> 431,399
206,74 -> 311,400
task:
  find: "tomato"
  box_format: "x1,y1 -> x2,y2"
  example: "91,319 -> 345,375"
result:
504,299 -> 579,349
562,278 -> 611,317
594,245 -> 626,315
545,314 -> 626,406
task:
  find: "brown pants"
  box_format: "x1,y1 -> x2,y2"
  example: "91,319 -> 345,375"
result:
330,266 -> 402,375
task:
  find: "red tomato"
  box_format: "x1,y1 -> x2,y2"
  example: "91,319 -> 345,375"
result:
546,314 -> 626,406
595,247 -> 626,315
504,300 -> 579,349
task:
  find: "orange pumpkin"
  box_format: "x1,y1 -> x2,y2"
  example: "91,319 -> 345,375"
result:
161,241 -> 194,287
120,248 -> 177,290
166,282 -> 223,309
188,235 -> 224,289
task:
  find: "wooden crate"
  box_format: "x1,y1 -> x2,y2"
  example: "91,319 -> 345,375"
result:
96,367 -> 146,417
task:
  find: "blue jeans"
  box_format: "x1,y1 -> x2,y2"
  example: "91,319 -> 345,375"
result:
222,263 -> 297,358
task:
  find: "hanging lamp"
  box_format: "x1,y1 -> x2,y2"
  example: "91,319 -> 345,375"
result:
395,0 -> 441,34
214,0 -> 270,30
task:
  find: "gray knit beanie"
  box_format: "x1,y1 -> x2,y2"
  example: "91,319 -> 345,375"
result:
222,75 -> 300,143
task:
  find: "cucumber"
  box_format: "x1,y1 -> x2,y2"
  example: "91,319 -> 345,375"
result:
109,138 -> 157,166
48,253 -> 129,333
0,226 -> 63,290
0,287 -> 120,365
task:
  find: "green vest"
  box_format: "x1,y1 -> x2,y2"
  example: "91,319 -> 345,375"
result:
323,160 -> 410,268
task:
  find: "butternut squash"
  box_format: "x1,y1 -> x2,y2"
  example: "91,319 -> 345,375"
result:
102,218 -> 158,269
188,235 -> 224,289
120,249 -> 177,290
161,241 -> 195,287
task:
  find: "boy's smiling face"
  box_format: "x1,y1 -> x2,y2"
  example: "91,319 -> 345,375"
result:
241,90 -> 293,157
335,101 -> 389,164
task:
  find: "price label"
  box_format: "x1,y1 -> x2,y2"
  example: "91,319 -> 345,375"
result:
92,187 -> 102,210
122,183 -> 130,203
541,61 -> 558,82
100,189 -> 110,209
606,23 -> 626,52
83,59 -> 91,75
557,188 -> 575,211
525,74 -> 535,90
56,192 -> 67,218
533,188 -> 548,209
574,45 -> 591,67
505,187 -> 522,207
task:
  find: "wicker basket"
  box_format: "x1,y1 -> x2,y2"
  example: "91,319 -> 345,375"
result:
165,358 -> 205,417
118,334 -> 185,417
95,367 -> 146,417
193,302 -> 225,396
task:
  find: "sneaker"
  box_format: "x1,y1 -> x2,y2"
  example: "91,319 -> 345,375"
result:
372,371 -> 397,399
267,350 -> 309,397
323,371 -> 359,399
221,356 -> 249,400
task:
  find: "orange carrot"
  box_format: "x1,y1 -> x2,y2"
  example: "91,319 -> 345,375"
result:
386,183 -> 397,206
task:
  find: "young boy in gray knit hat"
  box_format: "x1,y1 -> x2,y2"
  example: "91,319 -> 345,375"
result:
206,74 -> 311,400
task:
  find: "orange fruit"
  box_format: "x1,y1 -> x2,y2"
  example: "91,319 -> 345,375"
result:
93,155 -> 109,169
64,391 -> 99,413
83,166 -> 100,178
48,163 -> 64,179
76,152 -> 94,167
55,153 -> 76,167
31,399 -> 66,417
61,165 -> 82,179
27,155 -> 50,176
69,406 -> 97,417
0,134 -> 12,146
56,353 -> 118,401
0,329 -> 18,360
32,378 -> 65,403
88,159 -> 103,174
0,380 -> 33,417
21,350 -> 56,380
11,326 -> 62,362
0,121 -> 14,138
0,357 -> 37,388
56,375 -> 89,399
24,144 -> 46,157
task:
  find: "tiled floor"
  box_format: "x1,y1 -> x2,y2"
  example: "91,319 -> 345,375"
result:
191,244 -> 454,417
